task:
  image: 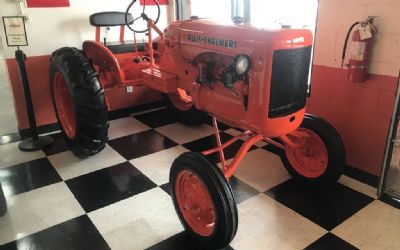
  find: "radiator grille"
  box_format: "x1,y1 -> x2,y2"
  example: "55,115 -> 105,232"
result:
268,46 -> 312,118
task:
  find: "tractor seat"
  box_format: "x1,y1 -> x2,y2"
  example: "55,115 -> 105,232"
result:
89,11 -> 133,27
89,12 -> 158,54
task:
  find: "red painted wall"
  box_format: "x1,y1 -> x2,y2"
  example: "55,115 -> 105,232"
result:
6,55 -> 56,130
6,55 -> 161,130
307,65 -> 398,176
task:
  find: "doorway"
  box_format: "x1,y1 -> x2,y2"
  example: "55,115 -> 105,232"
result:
0,36 -> 18,136
379,74 -> 400,204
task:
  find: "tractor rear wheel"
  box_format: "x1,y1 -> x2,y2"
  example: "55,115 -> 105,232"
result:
50,47 -> 109,156
170,152 -> 238,249
164,92 -> 208,126
279,114 -> 345,185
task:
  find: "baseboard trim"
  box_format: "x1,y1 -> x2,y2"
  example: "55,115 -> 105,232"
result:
8,101 -> 166,142
343,165 -> 379,188
108,101 -> 165,120
18,123 -> 60,139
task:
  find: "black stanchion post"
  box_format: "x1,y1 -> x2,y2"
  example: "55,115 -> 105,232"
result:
16,48 -> 38,139
16,48 -> 53,151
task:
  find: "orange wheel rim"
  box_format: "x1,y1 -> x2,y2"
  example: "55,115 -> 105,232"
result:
53,72 -> 77,139
285,128 -> 328,178
175,170 -> 216,236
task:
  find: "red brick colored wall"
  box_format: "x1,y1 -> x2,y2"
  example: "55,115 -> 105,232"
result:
307,65 -> 398,176
6,55 -> 161,130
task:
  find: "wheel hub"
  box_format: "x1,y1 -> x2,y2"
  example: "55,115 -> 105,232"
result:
286,128 -> 328,178
175,170 -> 216,236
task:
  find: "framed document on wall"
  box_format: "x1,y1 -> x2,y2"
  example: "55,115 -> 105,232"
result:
2,16 -> 28,47
27,0 -> 70,8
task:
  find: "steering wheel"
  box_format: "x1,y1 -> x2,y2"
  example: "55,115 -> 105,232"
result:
125,0 -> 161,33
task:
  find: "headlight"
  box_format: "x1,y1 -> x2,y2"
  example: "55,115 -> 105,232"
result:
234,54 -> 250,75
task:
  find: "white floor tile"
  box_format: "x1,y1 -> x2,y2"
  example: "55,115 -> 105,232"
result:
130,146 -> 188,185
332,200 -> 400,250
234,149 -> 291,192
155,123 -> 214,144
0,182 -> 85,244
89,188 -> 183,250
232,194 -> 326,250
338,175 -> 378,199
224,128 -> 268,148
108,117 -> 150,140
0,142 -> 45,168
103,219 -> 163,250
48,145 -> 126,180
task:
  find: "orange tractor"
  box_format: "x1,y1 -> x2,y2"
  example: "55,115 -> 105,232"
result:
49,1 -> 345,248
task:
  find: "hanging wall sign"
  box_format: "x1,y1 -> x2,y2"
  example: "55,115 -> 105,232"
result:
27,0 -> 70,8
2,16 -> 28,47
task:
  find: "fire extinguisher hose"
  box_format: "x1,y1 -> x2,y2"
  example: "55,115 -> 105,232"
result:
341,21 -> 361,68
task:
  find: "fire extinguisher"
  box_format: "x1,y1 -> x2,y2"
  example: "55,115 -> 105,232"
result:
341,16 -> 378,83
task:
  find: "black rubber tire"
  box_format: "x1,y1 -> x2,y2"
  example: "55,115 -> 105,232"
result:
279,114 -> 346,185
50,47 -> 109,156
0,182 -> 7,217
163,94 -> 209,126
170,152 -> 238,249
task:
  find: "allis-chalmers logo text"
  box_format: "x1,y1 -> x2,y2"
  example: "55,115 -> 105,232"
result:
187,34 -> 238,49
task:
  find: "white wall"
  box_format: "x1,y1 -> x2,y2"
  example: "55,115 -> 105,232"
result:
0,0 -> 168,58
314,0 -> 400,77
0,32 -> 18,135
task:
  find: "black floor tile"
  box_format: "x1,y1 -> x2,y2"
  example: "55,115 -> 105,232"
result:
0,133 -> 21,145
66,162 -> 157,212
261,141 -> 283,156
108,101 -> 164,120
0,158 -> 62,197
43,133 -> 70,156
182,132 -> 257,164
265,179 -> 374,230
108,130 -> 178,160
146,231 -> 234,250
203,117 -> 231,131
304,233 -> 358,250
0,182 -> 7,217
134,108 -> 178,128
159,183 -> 171,196
229,176 -> 260,204
0,215 -> 110,250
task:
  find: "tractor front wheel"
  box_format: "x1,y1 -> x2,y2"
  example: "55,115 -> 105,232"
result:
279,114 -> 346,185
170,152 -> 238,249
50,47 -> 109,156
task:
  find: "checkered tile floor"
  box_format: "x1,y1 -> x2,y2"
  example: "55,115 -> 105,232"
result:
1,106 -> 399,250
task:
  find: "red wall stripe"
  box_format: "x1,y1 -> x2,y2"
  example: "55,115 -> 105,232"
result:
27,0 -> 70,8
140,0 -> 169,5
5,55 -> 161,130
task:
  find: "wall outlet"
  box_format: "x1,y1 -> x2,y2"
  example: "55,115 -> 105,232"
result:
126,86 -> 133,93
